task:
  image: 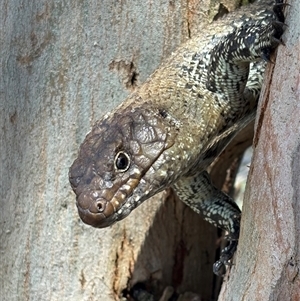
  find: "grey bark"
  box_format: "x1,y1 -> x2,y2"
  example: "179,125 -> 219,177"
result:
1,1 -> 235,301
219,2 -> 300,300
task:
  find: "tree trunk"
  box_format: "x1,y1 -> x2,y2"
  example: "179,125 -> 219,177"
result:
218,2 -> 300,300
1,1 -> 241,301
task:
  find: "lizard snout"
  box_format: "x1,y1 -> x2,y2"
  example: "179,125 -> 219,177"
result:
76,192 -> 117,228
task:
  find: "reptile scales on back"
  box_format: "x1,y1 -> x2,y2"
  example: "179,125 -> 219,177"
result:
69,0 -> 285,275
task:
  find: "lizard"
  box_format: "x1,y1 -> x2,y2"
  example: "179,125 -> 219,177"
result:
69,0 -> 285,276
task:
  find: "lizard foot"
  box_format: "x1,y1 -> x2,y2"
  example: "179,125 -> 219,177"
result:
213,239 -> 238,276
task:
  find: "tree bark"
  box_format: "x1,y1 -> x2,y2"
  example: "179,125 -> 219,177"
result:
218,2 -> 300,300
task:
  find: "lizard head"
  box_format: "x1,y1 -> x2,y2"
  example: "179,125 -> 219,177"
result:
69,103 -> 178,228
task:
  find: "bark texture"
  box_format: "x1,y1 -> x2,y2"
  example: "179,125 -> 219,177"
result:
219,2 -> 300,300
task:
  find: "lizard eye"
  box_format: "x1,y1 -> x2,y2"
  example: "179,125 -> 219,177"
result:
114,151 -> 130,172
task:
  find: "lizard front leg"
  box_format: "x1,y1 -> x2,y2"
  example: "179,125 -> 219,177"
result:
173,171 -> 241,276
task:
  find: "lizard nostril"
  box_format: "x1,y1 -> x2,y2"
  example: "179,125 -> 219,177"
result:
96,200 -> 106,212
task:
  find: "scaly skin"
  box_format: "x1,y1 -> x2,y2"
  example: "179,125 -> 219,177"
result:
69,0 -> 285,275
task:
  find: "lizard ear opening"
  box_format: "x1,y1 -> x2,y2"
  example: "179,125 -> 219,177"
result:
114,151 -> 131,172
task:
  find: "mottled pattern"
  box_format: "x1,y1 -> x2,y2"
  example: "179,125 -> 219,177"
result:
69,0 -> 285,275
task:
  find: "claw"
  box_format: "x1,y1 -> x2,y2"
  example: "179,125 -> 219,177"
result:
273,1 -> 287,22
272,36 -> 285,46
273,2 -> 291,9
273,20 -> 288,28
274,2 -> 288,5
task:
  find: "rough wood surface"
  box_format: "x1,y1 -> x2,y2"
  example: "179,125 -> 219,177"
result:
218,2 -> 300,300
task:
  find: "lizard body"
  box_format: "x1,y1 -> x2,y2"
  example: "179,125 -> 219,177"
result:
69,0 -> 285,275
